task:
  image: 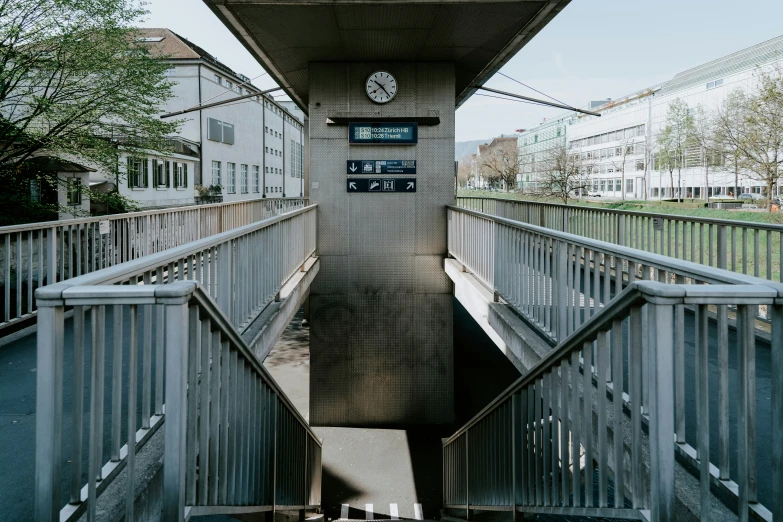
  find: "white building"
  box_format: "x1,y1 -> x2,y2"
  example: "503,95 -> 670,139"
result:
93,28 -> 305,208
523,34 -> 783,200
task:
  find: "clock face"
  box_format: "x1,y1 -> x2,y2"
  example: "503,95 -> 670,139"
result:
366,71 -> 397,104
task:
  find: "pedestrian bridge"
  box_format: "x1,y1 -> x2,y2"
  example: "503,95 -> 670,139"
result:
2,197 -> 781,522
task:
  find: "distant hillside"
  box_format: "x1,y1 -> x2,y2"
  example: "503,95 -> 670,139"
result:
455,139 -> 490,160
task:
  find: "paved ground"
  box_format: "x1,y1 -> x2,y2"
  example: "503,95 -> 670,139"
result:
257,301 -> 521,522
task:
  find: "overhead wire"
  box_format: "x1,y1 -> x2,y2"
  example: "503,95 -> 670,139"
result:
199,71 -> 269,106
497,71 -> 578,112
474,92 -> 563,108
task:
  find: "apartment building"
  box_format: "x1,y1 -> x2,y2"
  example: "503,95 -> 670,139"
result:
93,28 -> 305,209
517,34 -> 783,199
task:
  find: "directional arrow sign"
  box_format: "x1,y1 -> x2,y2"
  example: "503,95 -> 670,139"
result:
346,160 -> 416,175
346,178 -> 416,193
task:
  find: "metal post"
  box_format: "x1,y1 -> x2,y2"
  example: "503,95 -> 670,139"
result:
556,241 -> 568,342
34,299 -> 64,522
162,289 -> 192,522
771,303 -> 783,522
647,302 -> 675,522
465,430 -> 470,520
618,214 -> 625,247
717,225 -> 727,270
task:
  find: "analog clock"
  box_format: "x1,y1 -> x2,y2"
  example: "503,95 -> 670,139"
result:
366,71 -> 397,104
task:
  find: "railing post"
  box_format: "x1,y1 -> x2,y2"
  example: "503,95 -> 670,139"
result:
465,429 -> 470,520
771,302 -> 783,522
556,241 -> 568,342
34,293 -> 65,522
46,227 -> 57,285
717,225 -> 727,270
161,284 -> 193,522
218,241 -> 232,318
618,214 -> 626,246
647,301 -> 675,522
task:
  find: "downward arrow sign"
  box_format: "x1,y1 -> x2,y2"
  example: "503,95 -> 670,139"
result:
406,182 -> 415,190
350,163 -> 357,173
349,182 -> 357,190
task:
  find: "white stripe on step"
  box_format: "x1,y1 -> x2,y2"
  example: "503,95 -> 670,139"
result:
341,504 -> 349,519
389,503 -> 399,520
414,503 -> 423,520
365,504 -> 373,520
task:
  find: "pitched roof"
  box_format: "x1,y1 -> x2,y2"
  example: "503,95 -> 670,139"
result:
134,28 -> 244,80
660,35 -> 783,95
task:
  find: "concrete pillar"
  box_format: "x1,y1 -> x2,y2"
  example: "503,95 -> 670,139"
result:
308,62 -> 455,426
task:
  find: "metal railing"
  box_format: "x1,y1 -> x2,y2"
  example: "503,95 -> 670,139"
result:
443,281 -> 783,522
34,281 -> 321,522
18,204 -> 316,334
456,197 -> 783,283
0,197 -> 308,332
448,206 -> 780,342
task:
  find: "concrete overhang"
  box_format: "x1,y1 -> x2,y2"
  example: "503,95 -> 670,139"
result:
203,0 -> 570,113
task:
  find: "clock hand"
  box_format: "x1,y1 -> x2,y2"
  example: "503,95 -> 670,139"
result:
373,80 -> 391,97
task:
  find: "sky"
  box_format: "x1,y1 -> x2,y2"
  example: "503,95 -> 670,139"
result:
141,0 -> 783,142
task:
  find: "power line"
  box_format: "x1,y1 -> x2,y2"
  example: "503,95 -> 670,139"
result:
474,93 -> 553,108
497,72 -> 577,112
475,87 -> 600,116
200,71 -> 269,106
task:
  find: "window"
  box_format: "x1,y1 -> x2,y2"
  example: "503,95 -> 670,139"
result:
174,163 -> 187,188
707,78 -> 724,89
615,179 -> 622,191
265,126 -> 268,133
636,160 -> 644,171
265,147 -> 269,153
240,164 -> 248,193
212,161 -> 221,186
127,157 -> 148,188
600,179 -> 606,192
253,166 -> 260,192
626,179 -> 634,193
265,166 -> 269,173
67,178 -> 82,205
214,75 -> 222,85
227,163 -> 236,193
154,159 -> 168,187
226,80 -> 233,90
207,117 -> 235,145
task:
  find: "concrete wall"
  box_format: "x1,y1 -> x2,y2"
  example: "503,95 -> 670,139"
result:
308,62 -> 455,426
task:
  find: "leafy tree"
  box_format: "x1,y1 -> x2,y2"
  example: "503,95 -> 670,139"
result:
656,99 -> 695,201
715,66 -> 783,210
0,0 -> 180,223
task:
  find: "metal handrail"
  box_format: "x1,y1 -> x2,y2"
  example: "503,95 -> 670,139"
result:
447,205 -> 782,341
0,197 -> 309,234
35,281 -> 322,522
457,196 -> 783,232
456,196 -> 783,282
0,197 -> 309,331
34,204 -> 317,331
442,281 -> 783,522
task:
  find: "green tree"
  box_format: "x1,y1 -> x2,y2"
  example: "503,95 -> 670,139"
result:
715,66 -> 783,211
656,98 -> 695,201
0,0 -> 180,224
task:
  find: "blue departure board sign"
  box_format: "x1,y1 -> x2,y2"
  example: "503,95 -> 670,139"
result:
349,123 -> 418,144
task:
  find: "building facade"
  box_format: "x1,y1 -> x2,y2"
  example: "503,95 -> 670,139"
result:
517,35 -> 783,199
93,28 -> 305,209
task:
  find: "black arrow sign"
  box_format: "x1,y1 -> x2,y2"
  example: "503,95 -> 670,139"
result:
346,178 -> 416,193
